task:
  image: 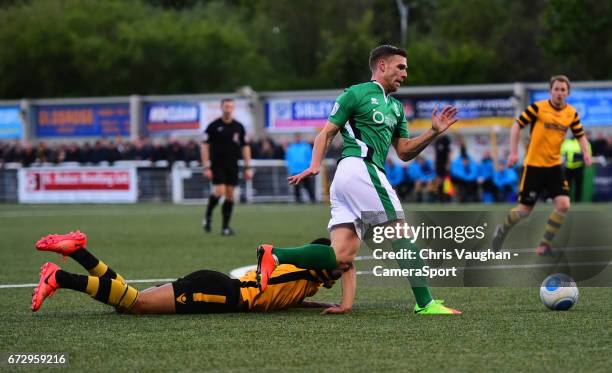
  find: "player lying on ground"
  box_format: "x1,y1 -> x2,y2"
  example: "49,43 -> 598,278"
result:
31,232 -> 347,314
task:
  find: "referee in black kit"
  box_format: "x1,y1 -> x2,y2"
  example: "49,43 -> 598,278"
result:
201,98 -> 253,235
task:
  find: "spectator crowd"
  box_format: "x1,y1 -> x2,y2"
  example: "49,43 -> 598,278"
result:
1,132 -> 611,204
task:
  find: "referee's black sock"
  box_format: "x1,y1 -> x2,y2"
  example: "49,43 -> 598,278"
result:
222,200 -> 234,229
205,195 -> 220,221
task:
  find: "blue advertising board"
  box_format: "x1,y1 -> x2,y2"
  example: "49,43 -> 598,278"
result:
143,102 -> 200,135
530,88 -> 612,126
265,98 -> 336,132
35,103 -> 130,137
0,106 -> 23,139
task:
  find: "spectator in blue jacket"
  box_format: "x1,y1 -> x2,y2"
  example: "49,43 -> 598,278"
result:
384,156 -> 411,201
478,150 -> 496,203
493,161 -> 518,202
450,151 -> 479,203
285,133 -> 315,203
407,156 -> 436,202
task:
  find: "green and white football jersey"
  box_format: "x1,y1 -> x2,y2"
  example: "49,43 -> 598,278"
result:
328,81 -> 410,170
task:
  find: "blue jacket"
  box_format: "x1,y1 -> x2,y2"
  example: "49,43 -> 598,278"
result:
493,168 -> 518,190
285,142 -> 312,175
408,159 -> 436,182
385,162 -> 405,186
450,156 -> 479,182
478,157 -> 495,181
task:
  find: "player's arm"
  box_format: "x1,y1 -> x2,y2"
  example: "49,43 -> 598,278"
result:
200,142 -> 213,179
570,113 -> 592,166
241,145 -> 253,180
510,103 -> 538,167
287,122 -> 340,185
393,106 -> 459,162
322,263 -> 355,315
298,301 -> 340,308
507,122 -> 521,167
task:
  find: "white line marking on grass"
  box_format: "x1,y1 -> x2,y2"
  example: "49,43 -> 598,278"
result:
0,278 -> 176,289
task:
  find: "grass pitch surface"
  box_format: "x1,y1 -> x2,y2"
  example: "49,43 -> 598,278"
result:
1,203 -> 611,372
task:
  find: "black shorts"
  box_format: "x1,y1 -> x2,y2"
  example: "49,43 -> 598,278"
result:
171,270 -> 244,314
211,162 -> 239,186
518,165 -> 569,206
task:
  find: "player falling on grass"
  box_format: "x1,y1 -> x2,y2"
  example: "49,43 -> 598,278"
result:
32,232 -> 347,314
256,45 -> 461,315
492,75 -> 591,255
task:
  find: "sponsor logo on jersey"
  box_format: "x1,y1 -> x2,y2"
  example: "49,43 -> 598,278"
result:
544,122 -> 567,132
371,97 -> 379,105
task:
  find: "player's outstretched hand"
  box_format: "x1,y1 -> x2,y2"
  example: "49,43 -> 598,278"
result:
244,168 -> 254,181
321,305 -> 351,315
288,165 -> 320,185
431,105 -> 459,134
204,168 -> 213,180
299,301 -> 340,309
584,153 -> 593,166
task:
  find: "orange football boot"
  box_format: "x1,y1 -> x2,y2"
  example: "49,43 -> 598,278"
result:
35,231 -> 87,258
256,244 -> 277,292
31,262 -> 61,312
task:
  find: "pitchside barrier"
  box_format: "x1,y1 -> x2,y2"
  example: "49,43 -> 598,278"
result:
0,159 -> 337,203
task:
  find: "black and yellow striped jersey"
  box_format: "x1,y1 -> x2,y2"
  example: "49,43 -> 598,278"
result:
239,264 -> 338,312
517,100 -> 585,167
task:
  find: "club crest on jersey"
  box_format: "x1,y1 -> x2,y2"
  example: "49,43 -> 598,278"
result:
370,97 -> 379,105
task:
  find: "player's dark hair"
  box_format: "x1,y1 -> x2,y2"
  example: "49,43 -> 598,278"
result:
310,237 -> 331,246
369,45 -> 407,72
550,75 -> 571,91
220,98 -> 234,105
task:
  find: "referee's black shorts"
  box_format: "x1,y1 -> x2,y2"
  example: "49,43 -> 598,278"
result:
211,161 -> 239,186
171,270 -> 244,314
518,165 -> 569,206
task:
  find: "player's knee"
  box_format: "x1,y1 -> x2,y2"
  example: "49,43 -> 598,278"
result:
556,201 -> 570,213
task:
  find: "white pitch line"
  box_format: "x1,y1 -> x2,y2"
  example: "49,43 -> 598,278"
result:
0,278 -> 176,289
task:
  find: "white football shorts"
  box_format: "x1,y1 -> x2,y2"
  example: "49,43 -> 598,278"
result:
327,157 -> 404,239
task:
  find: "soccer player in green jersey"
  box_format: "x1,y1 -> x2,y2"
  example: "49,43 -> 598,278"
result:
257,45 -> 461,315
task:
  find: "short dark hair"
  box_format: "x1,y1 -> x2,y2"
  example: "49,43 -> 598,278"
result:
550,75 -> 571,90
221,98 -> 234,105
369,45 -> 407,72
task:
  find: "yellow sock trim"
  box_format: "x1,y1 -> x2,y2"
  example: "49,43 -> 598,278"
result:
85,276 -> 100,297
116,285 -> 139,312
108,279 -> 126,305
89,262 -> 108,277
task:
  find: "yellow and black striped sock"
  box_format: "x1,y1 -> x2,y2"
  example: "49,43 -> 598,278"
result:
540,211 -> 566,248
55,270 -> 138,312
69,249 -> 125,284
502,209 -> 528,233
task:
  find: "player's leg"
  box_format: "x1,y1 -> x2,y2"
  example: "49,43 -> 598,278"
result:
536,166 -> 571,255
36,232 -> 126,284
221,183 -> 235,235
493,166 -> 539,251
32,262 -> 138,313
129,284 -> 176,314
203,165 -> 226,232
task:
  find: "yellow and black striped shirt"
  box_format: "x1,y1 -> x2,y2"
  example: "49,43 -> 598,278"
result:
239,264 -> 337,312
517,100 -> 584,167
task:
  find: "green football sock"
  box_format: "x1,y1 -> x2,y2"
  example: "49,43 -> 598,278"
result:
272,244 -> 337,270
392,238 -> 433,308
